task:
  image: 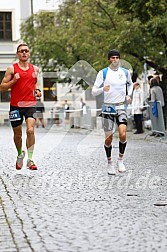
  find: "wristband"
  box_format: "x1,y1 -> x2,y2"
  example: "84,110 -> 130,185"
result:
35,88 -> 41,93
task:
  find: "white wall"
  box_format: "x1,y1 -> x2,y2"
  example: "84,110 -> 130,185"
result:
33,0 -> 63,13
0,0 -> 32,71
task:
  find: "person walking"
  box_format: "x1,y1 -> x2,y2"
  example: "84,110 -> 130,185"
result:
0,43 -> 41,170
64,100 -> 70,123
35,98 -> 45,128
132,82 -> 144,134
150,77 -> 165,137
80,98 -> 86,117
92,49 -> 133,175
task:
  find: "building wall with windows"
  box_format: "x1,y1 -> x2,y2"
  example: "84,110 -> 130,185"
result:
0,0 -> 95,124
0,0 -> 32,109
0,0 -> 32,67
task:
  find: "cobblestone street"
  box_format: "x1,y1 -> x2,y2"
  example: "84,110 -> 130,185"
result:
0,125 -> 167,252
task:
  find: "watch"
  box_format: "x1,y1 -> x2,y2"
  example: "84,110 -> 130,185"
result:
35,88 -> 41,92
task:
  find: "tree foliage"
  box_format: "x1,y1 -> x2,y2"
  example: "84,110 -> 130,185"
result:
20,0 -> 167,125
20,0 -> 167,75
115,0 -> 167,126
116,0 -> 167,73
20,1 -> 136,70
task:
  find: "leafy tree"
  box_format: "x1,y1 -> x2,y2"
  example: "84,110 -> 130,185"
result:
116,0 -> 167,71
20,0 -> 167,126
116,0 -> 167,126
20,11 -> 69,71
21,0 -> 139,71
21,0 -> 167,74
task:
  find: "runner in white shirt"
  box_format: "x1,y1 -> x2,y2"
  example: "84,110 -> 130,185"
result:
92,49 -> 133,175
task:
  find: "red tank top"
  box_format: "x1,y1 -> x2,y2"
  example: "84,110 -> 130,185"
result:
10,63 -> 37,107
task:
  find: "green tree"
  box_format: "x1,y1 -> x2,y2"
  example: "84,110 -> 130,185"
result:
20,0 -> 167,126
21,0 -> 139,70
21,0 -> 167,74
116,0 -> 167,126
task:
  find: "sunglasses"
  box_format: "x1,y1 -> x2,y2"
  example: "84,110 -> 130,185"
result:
18,49 -> 30,53
111,56 -> 119,59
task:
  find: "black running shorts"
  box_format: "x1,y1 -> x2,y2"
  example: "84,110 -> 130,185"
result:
102,109 -> 127,132
9,106 -> 36,128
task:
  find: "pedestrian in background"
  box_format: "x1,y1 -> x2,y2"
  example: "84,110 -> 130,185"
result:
132,82 -> 144,134
0,43 -> 41,170
64,100 -> 70,123
154,74 -> 166,121
35,98 -> 45,128
80,98 -> 86,117
150,77 -> 165,137
146,75 -> 154,102
150,78 -> 164,107
154,75 -> 165,96
92,49 -> 133,175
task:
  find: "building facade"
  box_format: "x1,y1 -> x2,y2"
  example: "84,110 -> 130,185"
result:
0,0 -> 95,125
0,0 -> 33,106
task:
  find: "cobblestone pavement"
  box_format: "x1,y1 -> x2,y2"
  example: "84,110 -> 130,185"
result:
0,125 -> 167,252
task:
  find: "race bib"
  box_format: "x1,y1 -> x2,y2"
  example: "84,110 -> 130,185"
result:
102,104 -> 117,114
9,110 -> 21,121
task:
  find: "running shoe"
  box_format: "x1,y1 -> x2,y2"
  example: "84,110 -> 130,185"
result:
117,159 -> 126,173
27,159 -> 38,170
107,162 -> 116,175
16,151 -> 25,170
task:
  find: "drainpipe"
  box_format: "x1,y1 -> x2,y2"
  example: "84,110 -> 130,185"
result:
31,0 -> 33,15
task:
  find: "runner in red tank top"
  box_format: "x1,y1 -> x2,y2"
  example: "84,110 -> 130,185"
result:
11,62 -> 37,107
0,43 -> 41,170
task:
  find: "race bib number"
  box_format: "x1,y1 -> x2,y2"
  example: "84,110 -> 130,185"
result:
102,104 -> 116,114
9,110 -> 21,121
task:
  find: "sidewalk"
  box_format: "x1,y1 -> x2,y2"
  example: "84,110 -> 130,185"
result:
0,125 -> 167,252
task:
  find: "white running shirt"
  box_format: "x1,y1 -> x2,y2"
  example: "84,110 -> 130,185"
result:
92,67 -> 133,104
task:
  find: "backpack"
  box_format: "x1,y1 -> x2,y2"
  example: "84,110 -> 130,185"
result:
102,67 -> 129,95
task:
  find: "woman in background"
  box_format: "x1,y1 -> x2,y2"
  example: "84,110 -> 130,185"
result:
132,82 -> 144,134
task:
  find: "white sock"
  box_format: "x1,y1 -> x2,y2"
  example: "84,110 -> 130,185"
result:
108,159 -> 112,164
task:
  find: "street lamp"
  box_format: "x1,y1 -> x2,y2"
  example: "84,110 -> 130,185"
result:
144,63 -> 147,94
30,0 -> 33,15
143,56 -> 148,100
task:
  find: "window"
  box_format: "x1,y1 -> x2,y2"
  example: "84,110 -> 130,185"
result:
0,12 -> 12,40
43,78 -> 57,101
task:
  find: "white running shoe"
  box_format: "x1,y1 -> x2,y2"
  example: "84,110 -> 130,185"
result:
117,159 -> 126,173
107,162 -> 116,175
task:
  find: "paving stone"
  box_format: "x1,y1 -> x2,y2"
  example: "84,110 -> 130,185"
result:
0,126 -> 167,251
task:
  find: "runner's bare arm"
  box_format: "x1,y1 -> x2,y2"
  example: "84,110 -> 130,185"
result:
34,66 -> 42,97
0,66 -> 20,92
